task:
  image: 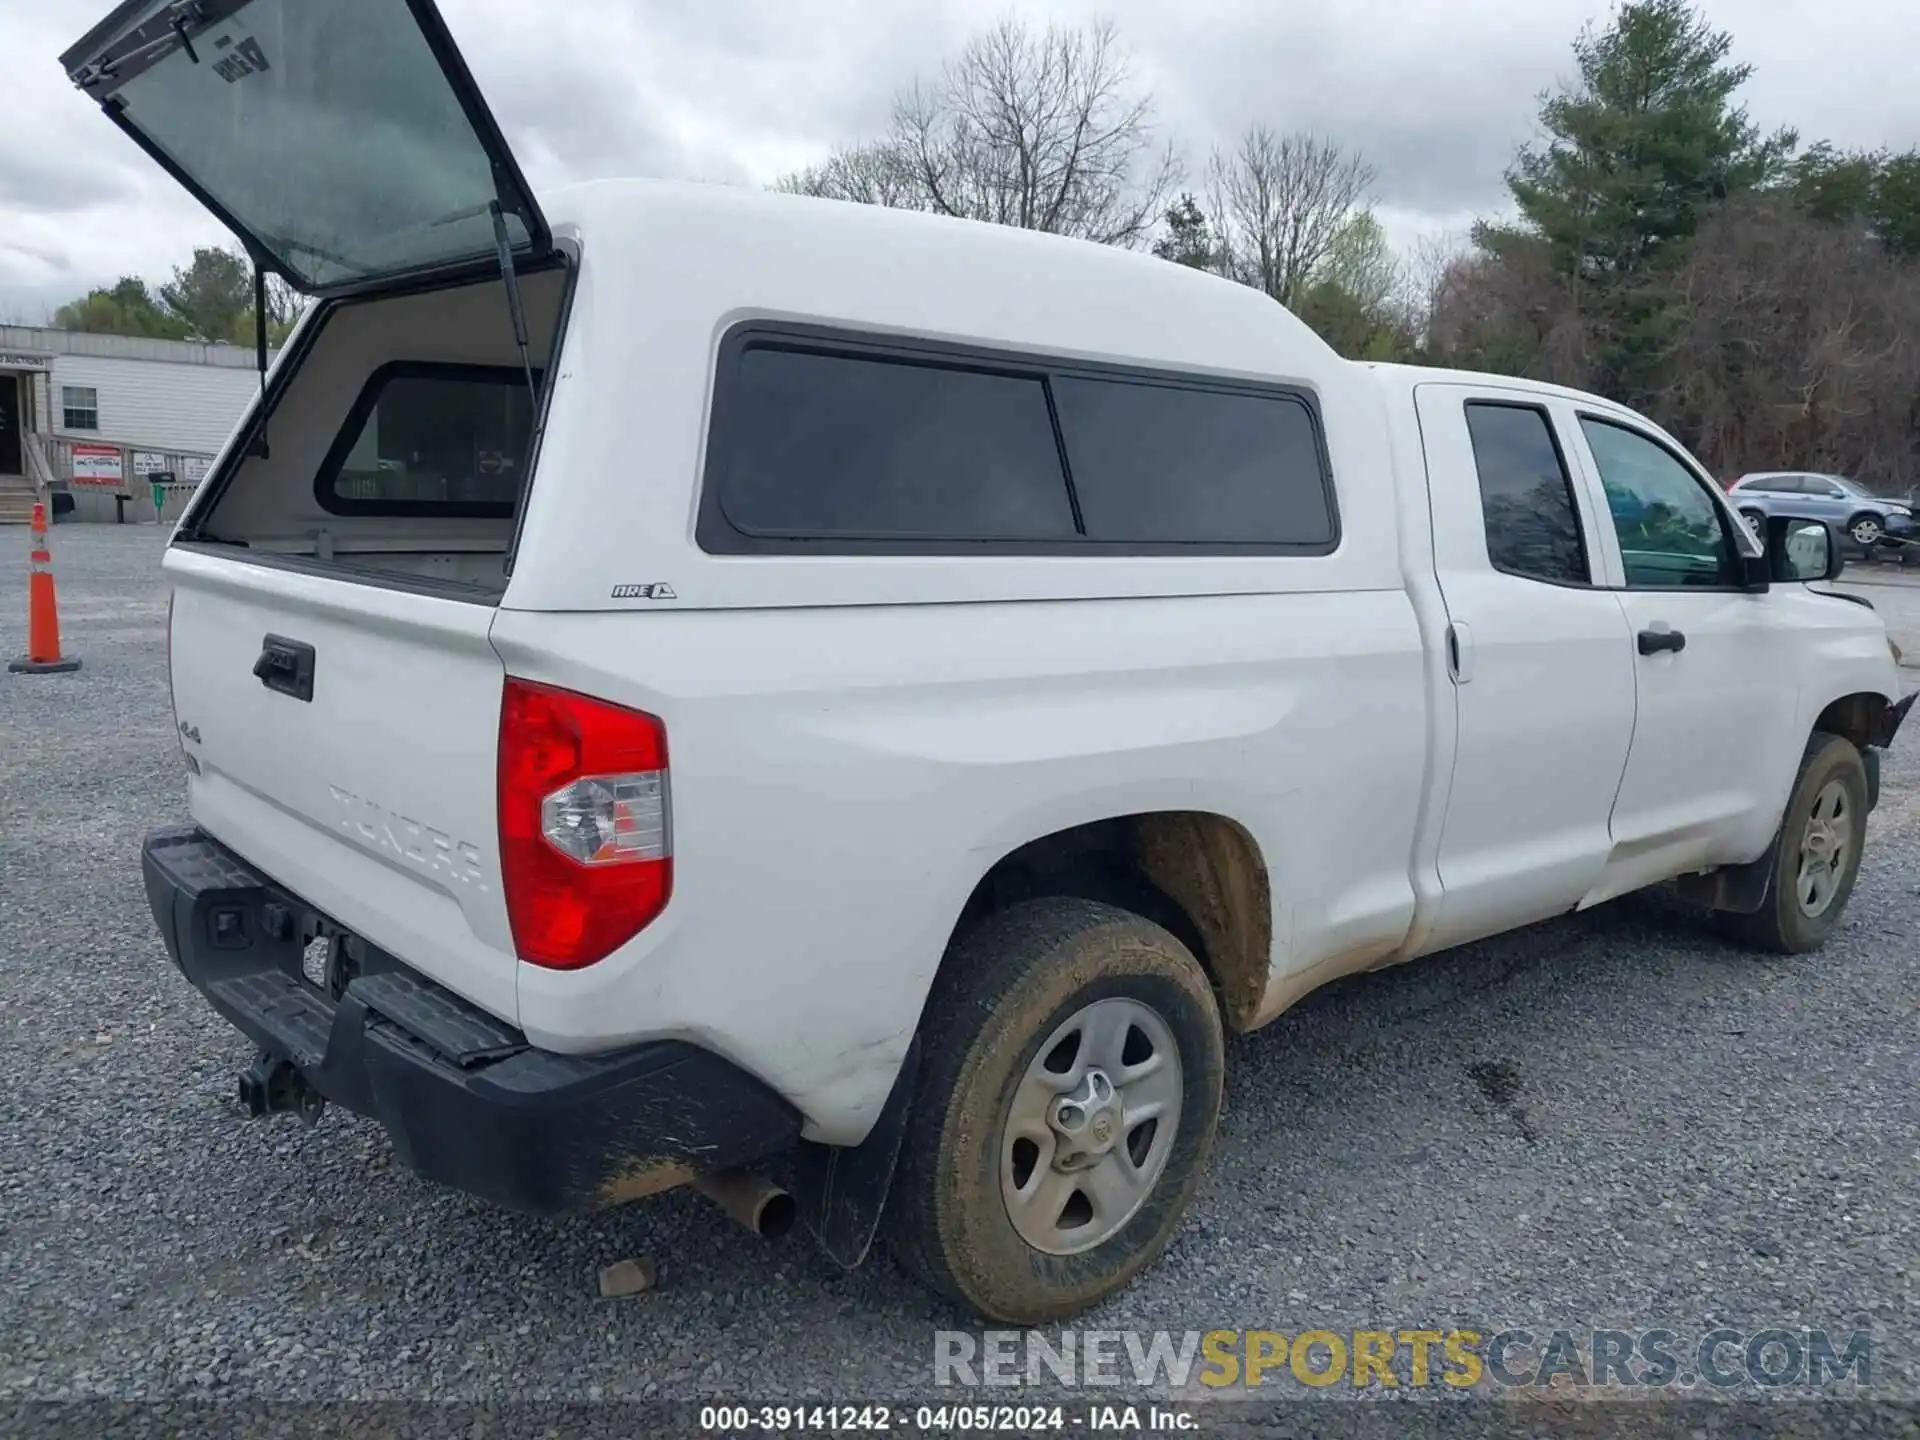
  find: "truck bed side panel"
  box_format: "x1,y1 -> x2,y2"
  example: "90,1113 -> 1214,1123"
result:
492,588 -> 1426,1143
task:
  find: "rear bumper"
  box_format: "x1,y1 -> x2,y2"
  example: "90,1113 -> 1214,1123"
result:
141,825 -> 800,1215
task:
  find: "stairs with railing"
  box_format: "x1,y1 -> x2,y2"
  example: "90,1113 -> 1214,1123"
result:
0,475 -> 34,524
1,433 -> 55,523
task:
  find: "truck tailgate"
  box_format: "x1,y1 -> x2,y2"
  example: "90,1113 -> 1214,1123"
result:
165,547 -> 517,1024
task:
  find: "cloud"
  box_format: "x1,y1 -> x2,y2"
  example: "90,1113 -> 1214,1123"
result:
5,0 -> 1919,318
0,145 -> 142,211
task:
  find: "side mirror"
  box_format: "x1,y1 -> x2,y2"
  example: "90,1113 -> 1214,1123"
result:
1766,515 -> 1845,583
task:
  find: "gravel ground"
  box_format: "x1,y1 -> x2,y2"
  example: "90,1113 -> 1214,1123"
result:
3,526 -> 1918,1429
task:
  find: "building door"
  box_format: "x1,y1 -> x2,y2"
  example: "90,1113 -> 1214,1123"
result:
0,376 -> 21,476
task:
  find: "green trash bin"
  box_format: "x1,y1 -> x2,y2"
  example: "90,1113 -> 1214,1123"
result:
149,471 -> 175,523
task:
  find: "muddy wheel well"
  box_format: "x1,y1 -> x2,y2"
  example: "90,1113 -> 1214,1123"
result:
1814,692 -> 1886,750
945,812 -> 1271,1032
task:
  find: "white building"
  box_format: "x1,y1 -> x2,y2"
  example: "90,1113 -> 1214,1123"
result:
0,325 -> 277,523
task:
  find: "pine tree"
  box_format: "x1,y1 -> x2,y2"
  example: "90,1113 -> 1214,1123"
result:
1151,194 -> 1216,270
1490,0 -> 1795,400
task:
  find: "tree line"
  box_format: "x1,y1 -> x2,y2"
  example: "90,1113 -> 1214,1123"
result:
45,2 -> 1916,490
778,2 -> 1920,493
49,245 -> 300,349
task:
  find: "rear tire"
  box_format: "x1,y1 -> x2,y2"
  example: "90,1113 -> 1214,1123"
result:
1740,509 -> 1767,544
885,897 -> 1224,1324
1715,732 -> 1868,954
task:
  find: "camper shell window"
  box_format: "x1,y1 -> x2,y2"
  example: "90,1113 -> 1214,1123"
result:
314,361 -> 539,517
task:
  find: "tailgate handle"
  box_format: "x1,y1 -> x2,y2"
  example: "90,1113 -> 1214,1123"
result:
253,634 -> 316,702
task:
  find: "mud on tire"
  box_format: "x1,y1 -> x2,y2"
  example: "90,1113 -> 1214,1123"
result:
884,897 -> 1225,1324
1715,731 -> 1869,954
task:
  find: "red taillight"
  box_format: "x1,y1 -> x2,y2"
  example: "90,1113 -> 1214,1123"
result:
498,677 -> 672,970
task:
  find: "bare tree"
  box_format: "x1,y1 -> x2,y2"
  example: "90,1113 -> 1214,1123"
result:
1430,196 -> 1920,492
1658,195 -> 1920,489
886,16 -> 1178,246
775,142 -> 927,211
260,267 -> 303,331
1427,236 -> 1594,386
0,302 -> 55,326
1205,126 -> 1375,306
1395,227 -> 1471,347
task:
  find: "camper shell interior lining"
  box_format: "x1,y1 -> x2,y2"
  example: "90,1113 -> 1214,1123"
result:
181,264 -> 569,599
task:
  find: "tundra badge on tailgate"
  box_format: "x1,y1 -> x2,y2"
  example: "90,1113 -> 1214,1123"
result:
328,786 -> 488,892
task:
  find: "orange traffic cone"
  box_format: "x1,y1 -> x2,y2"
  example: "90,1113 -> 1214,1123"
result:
9,503 -> 81,675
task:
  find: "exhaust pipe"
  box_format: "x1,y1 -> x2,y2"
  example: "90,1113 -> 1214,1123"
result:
694,1167 -> 796,1240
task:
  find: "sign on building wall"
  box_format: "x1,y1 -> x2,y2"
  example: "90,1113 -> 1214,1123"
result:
182,457 -> 210,484
132,450 -> 171,478
70,442 -> 124,486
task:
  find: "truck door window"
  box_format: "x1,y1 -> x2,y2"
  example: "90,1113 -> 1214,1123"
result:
1463,402 -> 1589,585
1579,418 -> 1738,589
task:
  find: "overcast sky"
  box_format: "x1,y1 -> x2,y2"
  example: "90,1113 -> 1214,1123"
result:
6,0 -> 1919,319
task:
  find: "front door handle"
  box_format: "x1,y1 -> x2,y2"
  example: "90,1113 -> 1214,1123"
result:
1637,627 -> 1686,656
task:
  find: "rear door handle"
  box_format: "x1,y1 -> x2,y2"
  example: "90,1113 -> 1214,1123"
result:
1446,620 -> 1475,684
253,634 -> 316,701
1637,628 -> 1686,656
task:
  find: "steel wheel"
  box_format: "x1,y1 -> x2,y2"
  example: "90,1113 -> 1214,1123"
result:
1795,779 -> 1851,917
885,897 -> 1224,1323
1716,733 -> 1868,954
1850,517 -> 1883,546
1742,510 -> 1766,543
1000,997 -> 1182,1255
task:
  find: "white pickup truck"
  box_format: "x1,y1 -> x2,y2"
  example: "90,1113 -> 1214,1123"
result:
72,0 -> 1911,1324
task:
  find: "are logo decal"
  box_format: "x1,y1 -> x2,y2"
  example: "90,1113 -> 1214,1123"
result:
611,583 -> 678,600
210,35 -> 272,83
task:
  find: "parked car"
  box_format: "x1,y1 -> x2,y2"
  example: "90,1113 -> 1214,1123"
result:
1727,472 -> 1915,554
71,0 -> 1913,1324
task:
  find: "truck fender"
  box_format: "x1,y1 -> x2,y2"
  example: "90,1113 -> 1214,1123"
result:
1679,703 -> 1905,916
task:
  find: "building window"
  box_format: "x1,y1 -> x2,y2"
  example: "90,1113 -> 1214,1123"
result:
62,386 -> 99,431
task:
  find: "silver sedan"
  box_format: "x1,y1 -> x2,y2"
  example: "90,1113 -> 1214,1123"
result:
1727,472 -> 1915,553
